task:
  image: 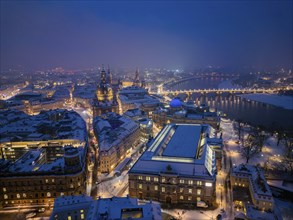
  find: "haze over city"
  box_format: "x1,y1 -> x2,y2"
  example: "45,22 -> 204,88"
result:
1,1 -> 292,71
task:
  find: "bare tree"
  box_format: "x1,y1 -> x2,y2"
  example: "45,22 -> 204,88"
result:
240,134 -> 260,164
283,135 -> 293,174
276,126 -> 285,146
252,126 -> 266,152
235,119 -> 244,141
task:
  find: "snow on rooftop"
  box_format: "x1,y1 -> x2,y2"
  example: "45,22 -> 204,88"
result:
232,164 -> 273,198
94,113 -> 139,151
162,125 -> 201,158
52,195 -> 162,220
130,124 -> 219,179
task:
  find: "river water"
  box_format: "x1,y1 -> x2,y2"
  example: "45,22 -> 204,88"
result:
170,77 -> 293,131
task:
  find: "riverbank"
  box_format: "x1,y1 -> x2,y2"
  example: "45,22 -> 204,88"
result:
238,93 -> 293,110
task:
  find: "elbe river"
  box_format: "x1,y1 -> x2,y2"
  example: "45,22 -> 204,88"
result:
170,77 -> 293,131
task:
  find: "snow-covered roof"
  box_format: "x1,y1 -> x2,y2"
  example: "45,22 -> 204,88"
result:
130,124 -> 221,179
0,109 -> 87,143
94,113 -> 139,151
87,196 -> 162,220
232,164 -> 273,199
162,125 -> 201,158
51,195 -> 162,220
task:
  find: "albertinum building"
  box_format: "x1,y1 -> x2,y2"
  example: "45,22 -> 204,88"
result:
128,123 -> 222,208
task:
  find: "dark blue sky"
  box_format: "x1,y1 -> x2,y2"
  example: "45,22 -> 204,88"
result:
1,1 -> 292,70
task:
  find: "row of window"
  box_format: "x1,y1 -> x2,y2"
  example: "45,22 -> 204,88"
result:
137,176 -> 213,187
138,184 -> 202,195
1,178 -> 81,187
2,182 -> 80,192
3,192 -> 55,199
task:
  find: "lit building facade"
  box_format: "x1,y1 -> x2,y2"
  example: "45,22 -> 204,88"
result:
152,98 -> 220,129
129,124 -> 222,207
0,109 -> 88,208
93,112 -> 140,173
123,108 -> 154,142
231,164 -> 275,212
0,145 -> 87,208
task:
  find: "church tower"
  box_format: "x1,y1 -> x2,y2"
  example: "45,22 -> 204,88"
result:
133,68 -> 141,87
92,65 -> 119,117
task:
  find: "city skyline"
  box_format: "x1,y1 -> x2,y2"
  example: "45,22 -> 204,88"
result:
1,1 -> 292,71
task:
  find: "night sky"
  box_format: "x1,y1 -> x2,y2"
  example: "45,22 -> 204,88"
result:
1,1 -> 292,70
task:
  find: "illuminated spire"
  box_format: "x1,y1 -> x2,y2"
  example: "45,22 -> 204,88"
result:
134,68 -> 140,86
100,64 -> 107,85
107,65 -> 112,84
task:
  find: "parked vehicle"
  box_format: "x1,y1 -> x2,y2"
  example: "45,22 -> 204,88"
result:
26,212 -> 36,219
38,207 -> 46,213
197,201 -> 208,208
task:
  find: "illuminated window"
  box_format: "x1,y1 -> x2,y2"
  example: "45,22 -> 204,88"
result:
78,182 -> 81,187
205,182 -> 212,187
188,196 -> 192,201
4,194 -> 8,199
138,176 -> 142,180
197,197 -> 201,201
47,192 -> 51,197
180,188 -> 184,193
3,187 -> 6,192
162,177 -> 166,183
67,216 -> 71,220
23,193 -> 26,198
154,177 -> 159,182
146,177 -> 150,181
188,180 -> 193,185
162,187 -> 165,192
180,196 -> 184,200
197,189 -> 201,195
16,194 -> 20,198
138,184 -> 142,189
180,179 -> 184,184
154,185 -> 158,191
188,189 -> 193,194
45,179 -> 49,183
60,192 -> 64,196
197,181 -> 202,186
81,214 -> 84,219
52,179 -> 55,183
80,210 -> 84,213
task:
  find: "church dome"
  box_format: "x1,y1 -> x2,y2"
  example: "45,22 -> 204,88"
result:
170,98 -> 182,108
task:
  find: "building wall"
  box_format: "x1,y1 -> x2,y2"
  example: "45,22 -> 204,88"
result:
0,139 -> 84,161
230,173 -> 274,211
152,113 -> 220,129
99,128 -> 140,173
128,173 -> 216,207
0,171 -> 86,208
92,104 -> 119,118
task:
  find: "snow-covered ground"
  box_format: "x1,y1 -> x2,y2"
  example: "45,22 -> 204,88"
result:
238,93 -> 293,110
220,118 -> 286,167
275,198 -> 293,220
162,207 -> 224,220
220,118 -> 292,219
